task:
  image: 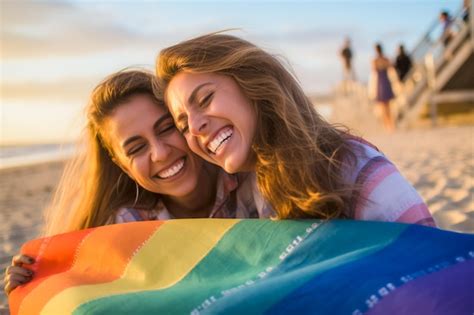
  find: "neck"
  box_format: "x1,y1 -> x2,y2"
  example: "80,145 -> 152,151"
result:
163,163 -> 218,218
240,153 -> 257,173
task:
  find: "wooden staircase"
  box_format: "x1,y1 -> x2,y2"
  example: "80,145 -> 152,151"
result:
395,4 -> 474,128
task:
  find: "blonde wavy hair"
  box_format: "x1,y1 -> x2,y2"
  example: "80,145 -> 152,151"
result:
156,33 -> 357,219
43,70 -> 160,236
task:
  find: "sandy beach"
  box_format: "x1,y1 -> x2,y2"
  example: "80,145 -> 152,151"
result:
0,161 -> 65,313
0,125 -> 473,311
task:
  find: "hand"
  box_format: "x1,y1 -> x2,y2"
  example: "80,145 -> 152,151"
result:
3,254 -> 35,295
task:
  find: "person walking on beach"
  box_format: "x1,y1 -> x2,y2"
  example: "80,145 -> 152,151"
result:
439,10 -> 454,47
394,44 -> 412,82
462,0 -> 470,22
369,43 -> 396,132
340,37 -> 355,92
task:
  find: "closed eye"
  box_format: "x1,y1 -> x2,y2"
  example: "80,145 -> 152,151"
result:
199,92 -> 214,107
127,143 -> 146,156
158,121 -> 177,135
161,125 -> 176,133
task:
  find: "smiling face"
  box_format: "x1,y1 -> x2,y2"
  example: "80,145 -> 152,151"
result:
104,93 -> 204,198
165,72 -> 257,174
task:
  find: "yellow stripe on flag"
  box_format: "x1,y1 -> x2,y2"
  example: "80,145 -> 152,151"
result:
40,219 -> 238,315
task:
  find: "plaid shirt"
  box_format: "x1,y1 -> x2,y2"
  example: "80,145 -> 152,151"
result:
113,170 -> 273,223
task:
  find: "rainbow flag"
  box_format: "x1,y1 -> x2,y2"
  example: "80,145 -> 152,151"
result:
9,219 -> 474,314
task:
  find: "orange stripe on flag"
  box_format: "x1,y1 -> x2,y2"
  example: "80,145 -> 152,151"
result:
16,221 -> 162,315
10,228 -> 94,315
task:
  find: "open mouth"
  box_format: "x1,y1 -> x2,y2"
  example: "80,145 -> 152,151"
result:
208,127 -> 233,154
156,157 -> 185,179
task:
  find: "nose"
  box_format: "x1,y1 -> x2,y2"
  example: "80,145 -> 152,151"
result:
188,111 -> 209,136
149,139 -> 171,162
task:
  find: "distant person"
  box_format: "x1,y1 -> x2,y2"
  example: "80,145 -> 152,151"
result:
370,43 -> 396,132
394,44 -> 412,82
439,10 -> 454,47
462,0 -> 470,22
339,37 -> 356,92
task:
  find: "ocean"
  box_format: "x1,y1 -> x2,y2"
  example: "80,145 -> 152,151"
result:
0,143 -> 76,170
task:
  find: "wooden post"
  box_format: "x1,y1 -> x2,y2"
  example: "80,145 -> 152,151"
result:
424,53 -> 437,126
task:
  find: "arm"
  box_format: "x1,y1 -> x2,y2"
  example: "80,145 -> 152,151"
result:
371,59 -> 377,71
368,61 -> 378,101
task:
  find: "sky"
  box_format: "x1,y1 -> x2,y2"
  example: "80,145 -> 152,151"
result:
0,0 -> 461,145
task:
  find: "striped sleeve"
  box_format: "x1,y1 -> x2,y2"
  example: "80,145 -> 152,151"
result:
350,143 -> 436,227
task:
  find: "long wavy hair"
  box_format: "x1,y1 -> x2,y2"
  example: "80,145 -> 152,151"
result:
156,33 -> 357,219
43,70 -> 160,236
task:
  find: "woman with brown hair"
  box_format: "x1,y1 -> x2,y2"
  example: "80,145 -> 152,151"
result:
157,32 -> 434,225
4,69 -> 267,295
370,42 -> 397,132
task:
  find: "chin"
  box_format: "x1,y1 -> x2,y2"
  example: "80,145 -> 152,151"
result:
175,179 -> 199,196
172,188 -> 194,199
223,159 -> 242,174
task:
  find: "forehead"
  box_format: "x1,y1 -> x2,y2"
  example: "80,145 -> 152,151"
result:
165,72 -> 218,114
106,94 -> 167,137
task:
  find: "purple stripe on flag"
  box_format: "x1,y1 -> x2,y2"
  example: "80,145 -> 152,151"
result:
366,259 -> 474,315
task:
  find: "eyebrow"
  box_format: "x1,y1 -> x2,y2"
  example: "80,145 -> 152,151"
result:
188,82 -> 213,105
122,112 -> 173,149
175,82 -> 212,125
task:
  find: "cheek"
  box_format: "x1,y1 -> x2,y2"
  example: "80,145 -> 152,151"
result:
249,118 -> 257,144
239,111 -> 257,144
191,141 -> 206,158
128,158 -> 148,180
186,134 -> 211,160
169,132 -> 189,150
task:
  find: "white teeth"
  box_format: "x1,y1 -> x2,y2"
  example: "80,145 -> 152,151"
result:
158,158 -> 185,179
208,128 -> 233,153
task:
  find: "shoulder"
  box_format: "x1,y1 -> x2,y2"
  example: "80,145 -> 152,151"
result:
347,138 -> 401,189
344,138 -> 386,183
347,140 -> 435,226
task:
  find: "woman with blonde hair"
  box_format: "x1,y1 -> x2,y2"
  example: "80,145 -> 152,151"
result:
157,32 -> 434,225
4,69 -> 267,295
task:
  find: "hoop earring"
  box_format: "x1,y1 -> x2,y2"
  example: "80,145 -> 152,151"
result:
132,182 -> 140,207
115,173 -> 125,195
